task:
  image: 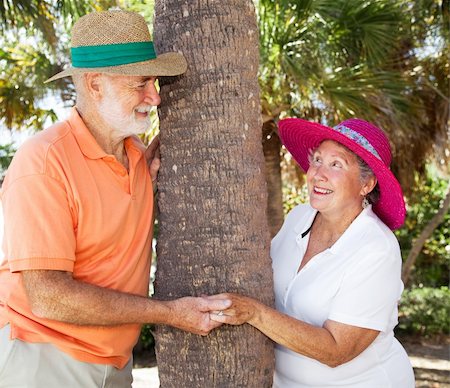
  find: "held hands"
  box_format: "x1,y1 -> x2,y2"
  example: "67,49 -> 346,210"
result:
166,296 -> 232,336
208,293 -> 258,326
145,135 -> 160,183
165,293 -> 258,335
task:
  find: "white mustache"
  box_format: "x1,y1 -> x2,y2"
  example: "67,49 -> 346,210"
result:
135,106 -> 152,113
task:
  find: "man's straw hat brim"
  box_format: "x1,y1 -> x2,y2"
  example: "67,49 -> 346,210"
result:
45,52 -> 187,83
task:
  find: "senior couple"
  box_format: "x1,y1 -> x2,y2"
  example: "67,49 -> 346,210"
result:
0,10 -> 414,388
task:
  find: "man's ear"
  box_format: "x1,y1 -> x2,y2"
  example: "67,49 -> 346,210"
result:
84,73 -> 104,101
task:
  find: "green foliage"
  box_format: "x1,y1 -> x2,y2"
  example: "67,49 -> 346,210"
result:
139,324 -> 155,350
282,177 -> 308,215
0,41 -> 58,131
0,0 -> 96,32
257,0 -> 411,122
120,0 -> 155,29
397,286 -> 450,336
0,1 -> 106,131
395,170 -> 450,287
0,142 -> 15,179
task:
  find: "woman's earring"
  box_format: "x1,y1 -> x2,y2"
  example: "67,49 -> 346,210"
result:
362,196 -> 370,209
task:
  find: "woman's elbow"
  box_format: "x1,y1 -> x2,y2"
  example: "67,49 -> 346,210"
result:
325,359 -> 345,368
323,352 -> 357,368
312,346 -> 353,367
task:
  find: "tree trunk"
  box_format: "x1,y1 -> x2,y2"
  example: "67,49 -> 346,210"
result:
262,120 -> 284,237
153,1 -> 275,387
402,185 -> 450,285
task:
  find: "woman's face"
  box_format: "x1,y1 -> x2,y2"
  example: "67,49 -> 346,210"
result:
306,140 -> 371,216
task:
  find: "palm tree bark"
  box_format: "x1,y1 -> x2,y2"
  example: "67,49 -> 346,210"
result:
153,1 -> 275,386
402,185 -> 450,285
262,120 -> 284,237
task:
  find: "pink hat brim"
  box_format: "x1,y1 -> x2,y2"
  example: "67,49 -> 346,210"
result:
278,118 -> 406,230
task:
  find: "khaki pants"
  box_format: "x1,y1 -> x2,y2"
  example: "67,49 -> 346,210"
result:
0,325 -> 133,388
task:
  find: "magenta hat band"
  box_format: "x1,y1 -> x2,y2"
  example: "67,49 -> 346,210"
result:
332,124 -> 382,161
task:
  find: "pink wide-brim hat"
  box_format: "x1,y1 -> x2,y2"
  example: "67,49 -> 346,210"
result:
278,118 -> 406,230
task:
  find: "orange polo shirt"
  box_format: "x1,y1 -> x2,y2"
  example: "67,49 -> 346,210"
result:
0,108 -> 154,369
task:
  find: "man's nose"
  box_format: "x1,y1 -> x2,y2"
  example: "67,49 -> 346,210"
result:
143,82 -> 161,106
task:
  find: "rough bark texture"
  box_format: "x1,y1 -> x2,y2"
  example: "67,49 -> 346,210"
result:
262,120 -> 283,238
402,186 -> 450,285
153,1 -> 275,386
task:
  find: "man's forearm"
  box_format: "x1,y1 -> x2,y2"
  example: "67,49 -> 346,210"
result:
22,270 -> 171,326
22,269 -> 230,335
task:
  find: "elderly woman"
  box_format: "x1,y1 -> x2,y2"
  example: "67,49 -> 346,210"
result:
211,118 -> 415,387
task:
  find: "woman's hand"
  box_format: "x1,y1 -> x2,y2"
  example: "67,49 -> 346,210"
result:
207,293 -> 259,325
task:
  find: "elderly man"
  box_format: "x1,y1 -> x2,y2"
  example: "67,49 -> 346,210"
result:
0,10 -> 230,387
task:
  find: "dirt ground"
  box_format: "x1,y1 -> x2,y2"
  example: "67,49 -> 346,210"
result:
399,334 -> 450,387
133,334 -> 450,386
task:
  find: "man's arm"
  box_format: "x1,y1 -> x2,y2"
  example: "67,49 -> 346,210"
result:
22,270 -> 230,335
145,134 -> 160,183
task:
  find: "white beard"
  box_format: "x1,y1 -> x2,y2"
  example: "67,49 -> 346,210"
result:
97,88 -> 151,138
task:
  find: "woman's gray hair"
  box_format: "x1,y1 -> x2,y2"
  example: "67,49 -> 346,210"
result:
356,156 -> 380,205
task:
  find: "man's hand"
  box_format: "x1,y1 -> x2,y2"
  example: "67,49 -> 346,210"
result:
145,135 -> 160,183
165,296 -> 232,335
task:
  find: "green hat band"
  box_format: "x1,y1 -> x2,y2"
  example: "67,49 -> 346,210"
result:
71,41 -> 156,68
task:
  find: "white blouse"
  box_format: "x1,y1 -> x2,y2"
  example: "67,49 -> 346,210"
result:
271,204 -> 414,387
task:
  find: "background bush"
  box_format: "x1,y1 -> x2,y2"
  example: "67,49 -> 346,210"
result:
397,286 -> 450,337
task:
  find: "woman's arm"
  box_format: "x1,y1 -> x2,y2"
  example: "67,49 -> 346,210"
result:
209,293 -> 379,367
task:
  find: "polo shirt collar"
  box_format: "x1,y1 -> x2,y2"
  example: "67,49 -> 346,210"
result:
68,107 -> 108,160
125,135 -> 146,155
292,204 -> 375,255
329,205 -> 374,255
293,205 -> 318,237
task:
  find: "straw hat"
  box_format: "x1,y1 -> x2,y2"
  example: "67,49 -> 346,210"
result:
278,118 -> 406,230
46,10 -> 187,83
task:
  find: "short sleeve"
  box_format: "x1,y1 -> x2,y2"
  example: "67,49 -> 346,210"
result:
328,247 -> 403,332
2,174 -> 76,272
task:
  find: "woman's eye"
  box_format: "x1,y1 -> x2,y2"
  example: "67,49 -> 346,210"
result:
331,161 -> 342,168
